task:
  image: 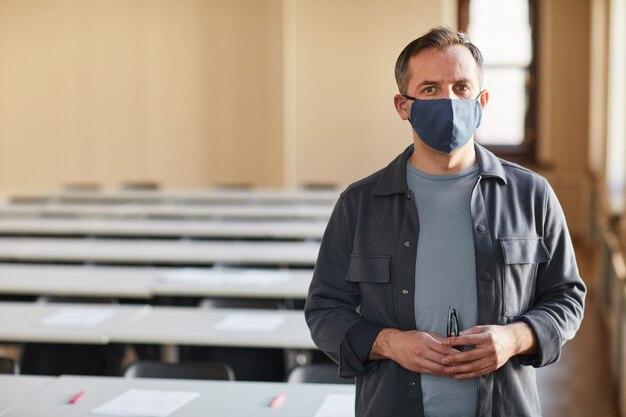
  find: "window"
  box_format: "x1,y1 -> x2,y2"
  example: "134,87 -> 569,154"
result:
606,0 -> 626,209
459,0 -> 537,163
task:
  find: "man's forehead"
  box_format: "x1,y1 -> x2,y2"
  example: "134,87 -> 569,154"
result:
408,45 -> 480,83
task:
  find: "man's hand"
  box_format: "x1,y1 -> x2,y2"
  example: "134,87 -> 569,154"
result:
369,328 -> 460,376
442,322 -> 537,380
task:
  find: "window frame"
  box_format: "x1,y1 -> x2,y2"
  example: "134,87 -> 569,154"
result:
458,0 -> 538,165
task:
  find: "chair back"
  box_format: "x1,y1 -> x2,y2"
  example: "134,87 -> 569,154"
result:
199,298 -> 286,310
287,364 -> 353,384
124,360 -> 235,381
0,357 -> 18,374
120,181 -> 160,191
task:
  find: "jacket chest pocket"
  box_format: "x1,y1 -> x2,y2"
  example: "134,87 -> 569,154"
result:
345,254 -> 395,322
499,237 -> 551,316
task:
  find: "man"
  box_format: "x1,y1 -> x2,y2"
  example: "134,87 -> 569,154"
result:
305,26 -> 586,417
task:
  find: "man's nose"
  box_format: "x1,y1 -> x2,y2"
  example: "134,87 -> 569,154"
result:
442,87 -> 457,99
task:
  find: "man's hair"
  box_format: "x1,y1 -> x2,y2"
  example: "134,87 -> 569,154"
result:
394,26 -> 484,94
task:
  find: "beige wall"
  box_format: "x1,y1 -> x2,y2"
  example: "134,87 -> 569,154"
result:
588,0 -> 609,179
0,0 -> 455,192
536,0 -> 593,237
291,0 -> 457,187
0,0 -> 283,192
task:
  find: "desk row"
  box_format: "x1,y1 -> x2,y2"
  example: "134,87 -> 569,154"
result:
0,217 -> 328,239
0,203 -> 333,220
0,263 -> 312,299
0,302 -> 315,349
9,187 -> 340,205
0,238 -> 320,266
0,374 -> 354,417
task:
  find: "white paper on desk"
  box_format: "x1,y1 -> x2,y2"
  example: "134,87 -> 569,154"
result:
40,308 -> 114,328
312,393 -> 355,417
91,389 -> 199,417
214,313 -> 285,332
158,268 -> 290,287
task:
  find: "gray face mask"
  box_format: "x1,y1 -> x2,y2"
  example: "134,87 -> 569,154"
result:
404,95 -> 483,154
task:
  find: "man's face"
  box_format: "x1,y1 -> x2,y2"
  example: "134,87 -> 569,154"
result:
393,43 -> 488,156
404,44 -> 482,101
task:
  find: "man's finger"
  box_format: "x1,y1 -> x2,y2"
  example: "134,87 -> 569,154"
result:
431,340 -> 466,355
445,356 -> 493,375
444,347 -> 488,364
453,363 -> 494,380
427,332 -> 446,342
458,326 -> 486,336
444,333 -> 485,347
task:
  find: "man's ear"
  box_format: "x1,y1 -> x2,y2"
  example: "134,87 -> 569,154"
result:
394,94 -> 411,121
478,89 -> 489,109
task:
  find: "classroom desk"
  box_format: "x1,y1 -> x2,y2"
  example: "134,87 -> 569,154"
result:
0,218 -> 327,239
0,302 -> 148,344
0,303 -> 315,349
0,375 -> 55,416
0,264 -> 312,299
0,203 -> 334,220
151,267 -> 312,299
0,264 -> 153,298
0,238 -> 320,266
1,375 -> 355,417
109,306 -> 316,349
11,188 -> 340,206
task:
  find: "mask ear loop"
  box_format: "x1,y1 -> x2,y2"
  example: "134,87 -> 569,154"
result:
475,90 -> 488,114
402,95 -> 415,120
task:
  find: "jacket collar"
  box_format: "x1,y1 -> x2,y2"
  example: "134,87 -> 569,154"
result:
371,142 -> 507,197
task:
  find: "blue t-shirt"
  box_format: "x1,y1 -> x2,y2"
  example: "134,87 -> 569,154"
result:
406,162 -> 479,417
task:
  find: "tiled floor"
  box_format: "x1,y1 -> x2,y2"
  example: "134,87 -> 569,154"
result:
537,244 -> 619,417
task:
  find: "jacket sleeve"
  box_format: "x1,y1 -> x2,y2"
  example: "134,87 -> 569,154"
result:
515,179 -> 586,367
304,195 -> 385,378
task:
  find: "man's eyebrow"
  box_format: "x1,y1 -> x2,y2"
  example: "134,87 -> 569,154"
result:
416,78 -> 475,86
417,80 -> 441,86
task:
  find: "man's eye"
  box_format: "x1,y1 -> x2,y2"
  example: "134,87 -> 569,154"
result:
455,84 -> 470,92
422,86 -> 436,93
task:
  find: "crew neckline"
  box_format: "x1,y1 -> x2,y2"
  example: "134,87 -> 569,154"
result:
406,162 -> 479,181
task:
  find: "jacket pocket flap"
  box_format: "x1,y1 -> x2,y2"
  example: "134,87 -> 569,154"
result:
345,254 -> 391,283
499,237 -> 551,264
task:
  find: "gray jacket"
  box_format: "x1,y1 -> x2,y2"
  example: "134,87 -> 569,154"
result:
305,144 -> 586,417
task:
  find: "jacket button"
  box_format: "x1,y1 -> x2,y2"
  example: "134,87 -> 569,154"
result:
403,240 -> 412,248
401,288 -> 409,295
482,271 -> 491,279
409,381 -> 416,387
477,225 -> 486,233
